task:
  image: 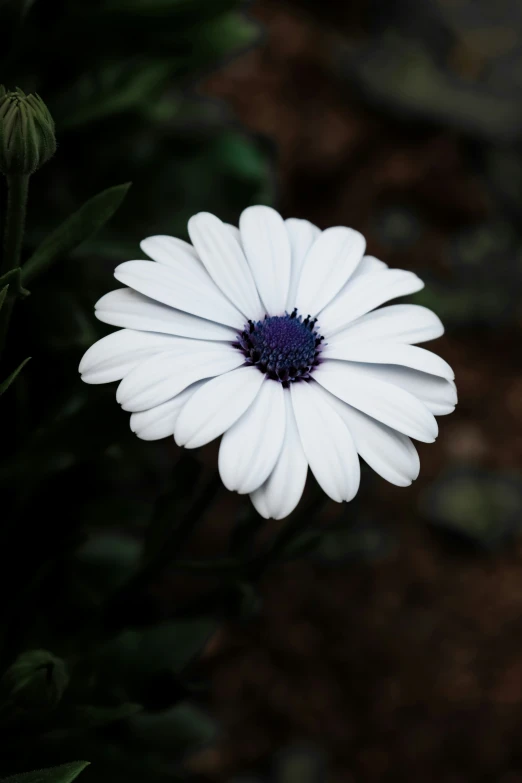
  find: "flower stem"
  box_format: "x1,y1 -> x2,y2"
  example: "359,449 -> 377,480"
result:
2,174 -> 29,275
250,492 -> 326,579
101,471 -> 223,633
0,174 -> 29,359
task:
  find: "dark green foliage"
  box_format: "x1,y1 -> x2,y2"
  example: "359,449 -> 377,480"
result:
231,746 -> 326,783
421,467 -> 522,552
22,183 -> 132,283
0,1 -> 272,780
0,355 -> 30,395
0,268 -> 30,296
1,762 -> 89,783
282,519 -> 394,565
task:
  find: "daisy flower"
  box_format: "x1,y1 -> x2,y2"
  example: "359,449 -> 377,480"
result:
79,207 -> 456,519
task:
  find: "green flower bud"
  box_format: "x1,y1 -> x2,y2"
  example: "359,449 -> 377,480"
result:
0,87 -> 56,176
1,649 -> 69,710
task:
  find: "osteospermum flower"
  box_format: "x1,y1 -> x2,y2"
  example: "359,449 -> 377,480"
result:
79,207 -> 457,519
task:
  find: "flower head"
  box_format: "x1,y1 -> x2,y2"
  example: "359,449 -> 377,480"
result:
1,649 -> 69,710
0,87 -> 56,176
79,207 -> 457,519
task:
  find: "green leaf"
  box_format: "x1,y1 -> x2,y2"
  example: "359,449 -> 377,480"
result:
0,268 -> 30,297
71,702 -> 142,728
77,533 -> 142,596
280,530 -> 323,559
21,0 -> 37,19
58,62 -> 172,130
129,700 -> 217,755
421,468 -> 522,551
0,356 -> 30,396
225,581 -> 262,620
276,747 -> 326,783
190,12 -> 260,62
1,761 -> 90,783
22,183 -> 131,283
159,618 -> 219,673
0,284 -> 8,312
311,522 -> 393,565
103,617 -> 218,685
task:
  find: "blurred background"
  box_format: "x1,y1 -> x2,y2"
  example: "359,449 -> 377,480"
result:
1,0 -> 522,781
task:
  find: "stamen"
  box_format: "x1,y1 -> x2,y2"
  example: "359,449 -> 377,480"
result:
235,310 -> 325,384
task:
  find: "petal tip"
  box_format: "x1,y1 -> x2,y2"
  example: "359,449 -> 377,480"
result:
139,236 -> 153,256
187,211 -> 216,232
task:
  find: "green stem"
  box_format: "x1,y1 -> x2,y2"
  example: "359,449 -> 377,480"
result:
0,174 -> 29,359
2,174 -> 29,274
250,491 -> 326,579
101,472 -> 223,633
0,296 -> 14,361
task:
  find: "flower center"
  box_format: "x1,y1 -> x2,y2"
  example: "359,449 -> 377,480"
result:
235,309 -> 324,384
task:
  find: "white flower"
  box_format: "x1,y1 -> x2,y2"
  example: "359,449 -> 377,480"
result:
79,206 -> 457,519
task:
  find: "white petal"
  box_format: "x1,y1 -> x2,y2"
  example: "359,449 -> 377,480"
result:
141,234 -> 203,269
295,226 -> 366,315
225,223 -> 242,245
79,329 -> 189,385
240,205 -> 291,315
314,361 -> 438,443
218,379 -> 286,494
329,361 -> 457,416
188,212 -> 263,319
323,390 -> 420,487
350,255 -> 388,279
114,260 -> 243,329
116,343 -> 245,412
95,288 -> 237,341
174,366 -> 265,449
250,392 -> 308,519
285,218 -> 321,309
319,269 -> 425,336
290,380 -> 360,503
129,382 -> 205,441
322,341 -> 454,380
328,304 -> 443,345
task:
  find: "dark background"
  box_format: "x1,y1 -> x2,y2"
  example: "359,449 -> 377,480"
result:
197,3 -> 522,781
1,0 -> 522,781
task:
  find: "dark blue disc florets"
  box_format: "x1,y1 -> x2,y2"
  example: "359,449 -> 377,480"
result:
235,309 -> 324,384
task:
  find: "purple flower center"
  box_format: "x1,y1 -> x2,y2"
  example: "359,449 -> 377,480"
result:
235,309 -> 324,385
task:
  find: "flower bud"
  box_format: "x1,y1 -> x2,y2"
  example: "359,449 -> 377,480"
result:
0,87 -> 56,176
1,649 -> 69,709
